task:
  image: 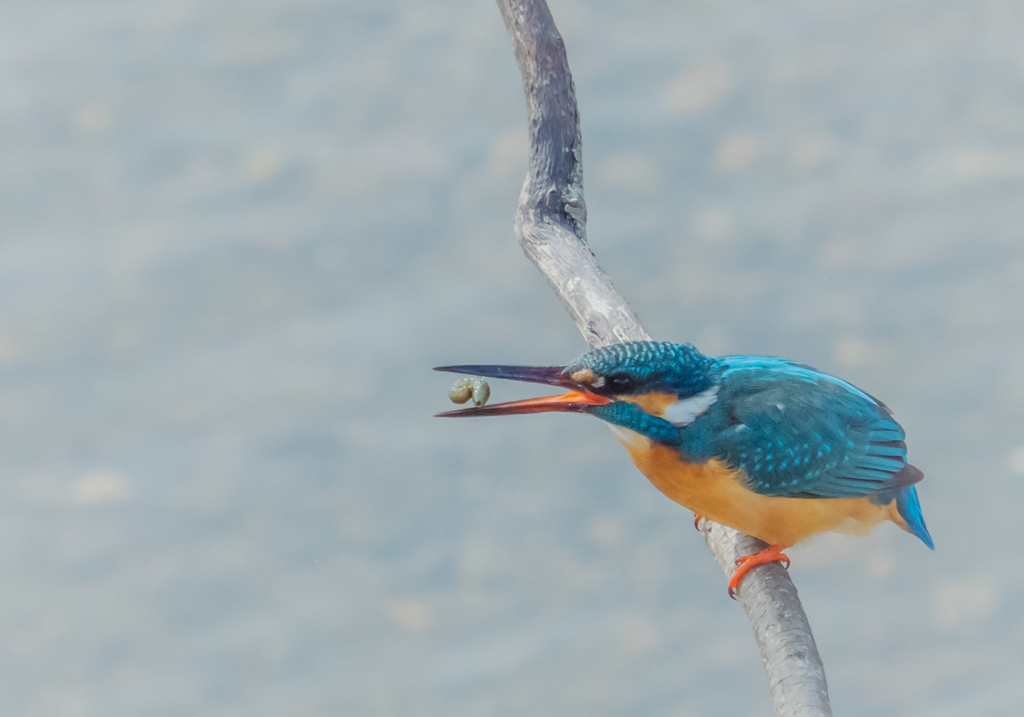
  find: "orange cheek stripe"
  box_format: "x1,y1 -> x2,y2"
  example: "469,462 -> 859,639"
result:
620,392 -> 677,418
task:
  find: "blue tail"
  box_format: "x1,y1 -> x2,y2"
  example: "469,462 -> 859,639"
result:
896,486 -> 934,549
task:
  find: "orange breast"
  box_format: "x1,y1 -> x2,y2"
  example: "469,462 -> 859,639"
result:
611,427 -> 907,547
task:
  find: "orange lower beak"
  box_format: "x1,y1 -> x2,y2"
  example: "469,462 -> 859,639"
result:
435,390 -> 610,417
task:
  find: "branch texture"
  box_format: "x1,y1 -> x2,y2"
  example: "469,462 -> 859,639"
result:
495,1 -> 832,714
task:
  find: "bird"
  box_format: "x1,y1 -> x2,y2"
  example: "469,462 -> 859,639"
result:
435,341 -> 932,597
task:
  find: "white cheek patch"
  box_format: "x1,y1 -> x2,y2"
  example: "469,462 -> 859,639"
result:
663,386 -> 719,427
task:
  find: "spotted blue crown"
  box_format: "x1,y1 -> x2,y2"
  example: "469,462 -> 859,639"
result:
566,341 -> 717,397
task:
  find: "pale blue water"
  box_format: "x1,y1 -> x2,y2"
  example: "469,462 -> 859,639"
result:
2,0 -> 1023,715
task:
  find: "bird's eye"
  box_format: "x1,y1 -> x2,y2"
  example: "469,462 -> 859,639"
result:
607,374 -> 635,394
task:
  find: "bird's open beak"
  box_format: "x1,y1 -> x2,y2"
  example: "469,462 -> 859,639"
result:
433,364 -> 610,417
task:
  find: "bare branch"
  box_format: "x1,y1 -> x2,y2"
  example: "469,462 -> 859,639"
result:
497,0 -> 646,347
494,1 -> 832,714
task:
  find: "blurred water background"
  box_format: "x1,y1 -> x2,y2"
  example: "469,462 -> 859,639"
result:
2,0 -> 1024,714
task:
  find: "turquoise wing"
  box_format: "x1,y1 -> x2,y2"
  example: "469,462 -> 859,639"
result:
711,357 -> 922,499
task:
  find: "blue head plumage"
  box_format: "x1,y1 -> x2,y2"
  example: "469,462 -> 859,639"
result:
555,342 -> 720,447
564,341 -> 717,399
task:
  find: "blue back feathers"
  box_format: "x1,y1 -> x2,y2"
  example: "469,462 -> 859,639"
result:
712,355 -> 909,497
720,356 -> 877,403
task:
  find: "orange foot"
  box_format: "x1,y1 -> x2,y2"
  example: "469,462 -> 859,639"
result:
693,514 -> 704,530
728,545 -> 790,599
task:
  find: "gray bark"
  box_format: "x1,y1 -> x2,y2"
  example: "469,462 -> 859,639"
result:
494,1 -> 833,714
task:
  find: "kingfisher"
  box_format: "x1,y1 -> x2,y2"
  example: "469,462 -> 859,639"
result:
436,341 -> 932,596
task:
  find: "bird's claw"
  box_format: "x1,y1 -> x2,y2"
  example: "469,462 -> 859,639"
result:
727,545 -> 790,600
733,554 -> 790,569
